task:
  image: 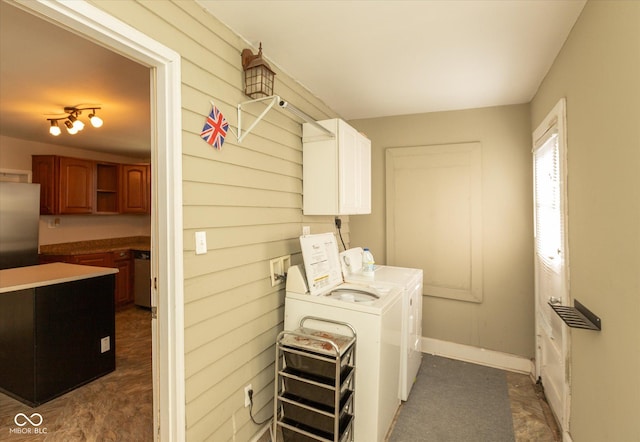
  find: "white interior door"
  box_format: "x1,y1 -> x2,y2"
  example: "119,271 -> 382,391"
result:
533,98 -> 570,433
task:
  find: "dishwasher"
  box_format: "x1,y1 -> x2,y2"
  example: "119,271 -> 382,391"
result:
133,250 -> 151,308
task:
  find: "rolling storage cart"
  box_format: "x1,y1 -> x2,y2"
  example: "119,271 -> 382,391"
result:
274,316 -> 356,442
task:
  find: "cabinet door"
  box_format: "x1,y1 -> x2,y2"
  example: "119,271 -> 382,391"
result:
59,157 -> 94,214
338,121 -> 371,215
338,121 -> 360,214
113,251 -> 133,307
121,164 -> 149,214
356,134 -> 371,214
32,155 -> 58,215
302,119 -> 371,215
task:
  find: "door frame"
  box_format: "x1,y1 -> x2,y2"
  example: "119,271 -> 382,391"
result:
532,98 -> 571,437
13,1 -> 185,440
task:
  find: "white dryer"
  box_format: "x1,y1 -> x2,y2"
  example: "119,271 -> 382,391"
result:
285,233 -> 403,442
340,247 -> 423,401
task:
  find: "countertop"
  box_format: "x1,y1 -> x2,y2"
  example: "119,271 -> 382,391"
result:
39,236 -> 150,255
0,263 -> 118,294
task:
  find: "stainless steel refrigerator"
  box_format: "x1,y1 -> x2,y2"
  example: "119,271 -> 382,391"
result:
0,182 -> 40,270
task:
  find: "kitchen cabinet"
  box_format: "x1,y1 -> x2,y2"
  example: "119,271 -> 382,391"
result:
120,164 -> 150,214
112,250 -> 133,306
44,251 -> 133,308
73,252 -> 113,267
302,118 -> 371,215
96,162 -> 120,214
59,156 -> 94,214
31,155 -> 58,215
0,265 -> 116,406
32,155 -> 150,215
32,155 -> 94,215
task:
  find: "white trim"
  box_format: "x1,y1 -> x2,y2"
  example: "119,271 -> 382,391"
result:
249,421 -> 273,442
13,1 -> 185,441
421,337 -> 534,375
0,168 -> 32,183
532,97 -> 571,434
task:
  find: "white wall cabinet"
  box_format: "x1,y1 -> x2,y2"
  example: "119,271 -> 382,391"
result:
302,118 -> 371,215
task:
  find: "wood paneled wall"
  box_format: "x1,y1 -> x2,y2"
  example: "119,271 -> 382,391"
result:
91,1 -> 343,439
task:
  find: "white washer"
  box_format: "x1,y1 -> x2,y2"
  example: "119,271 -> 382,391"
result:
285,233 -> 403,442
340,247 -> 423,401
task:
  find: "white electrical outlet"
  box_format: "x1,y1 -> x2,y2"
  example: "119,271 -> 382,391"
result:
244,384 -> 253,407
195,231 -> 207,255
100,336 -> 110,353
302,226 -> 311,235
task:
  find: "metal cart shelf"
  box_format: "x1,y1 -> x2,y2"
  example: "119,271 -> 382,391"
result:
274,316 -> 356,442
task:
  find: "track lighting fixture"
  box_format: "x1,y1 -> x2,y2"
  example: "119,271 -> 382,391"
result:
46,106 -> 103,136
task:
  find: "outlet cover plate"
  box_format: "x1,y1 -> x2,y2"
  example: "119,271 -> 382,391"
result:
100,336 -> 110,353
244,384 -> 252,407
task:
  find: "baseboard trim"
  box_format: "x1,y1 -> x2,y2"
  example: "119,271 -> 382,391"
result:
251,419 -> 272,442
421,337 -> 534,375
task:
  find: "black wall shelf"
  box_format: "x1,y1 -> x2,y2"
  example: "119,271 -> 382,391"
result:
549,299 -> 601,331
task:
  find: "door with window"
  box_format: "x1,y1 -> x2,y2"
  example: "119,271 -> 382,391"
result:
533,98 -> 570,432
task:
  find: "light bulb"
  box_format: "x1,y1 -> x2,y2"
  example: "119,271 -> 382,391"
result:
65,120 -> 78,135
68,113 -> 84,131
89,112 -> 103,128
49,120 -> 61,136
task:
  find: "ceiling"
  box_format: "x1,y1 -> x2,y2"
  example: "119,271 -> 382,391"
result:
198,0 -> 586,120
0,1 -> 586,158
0,1 -> 151,159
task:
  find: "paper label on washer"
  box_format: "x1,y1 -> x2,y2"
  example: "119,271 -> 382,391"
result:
300,233 -> 344,296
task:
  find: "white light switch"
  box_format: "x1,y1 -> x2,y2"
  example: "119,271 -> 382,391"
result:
195,231 -> 207,255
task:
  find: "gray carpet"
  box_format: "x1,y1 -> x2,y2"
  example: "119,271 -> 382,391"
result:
389,354 -> 515,442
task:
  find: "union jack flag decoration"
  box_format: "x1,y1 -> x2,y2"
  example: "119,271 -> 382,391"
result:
200,103 -> 229,150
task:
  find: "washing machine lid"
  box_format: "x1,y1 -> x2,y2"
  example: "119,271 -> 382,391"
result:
300,233 -> 344,296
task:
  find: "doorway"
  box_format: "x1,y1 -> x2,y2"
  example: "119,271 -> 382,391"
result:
11,1 -> 185,440
532,98 -> 571,435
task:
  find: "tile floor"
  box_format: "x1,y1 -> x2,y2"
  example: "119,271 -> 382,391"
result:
0,307 -> 559,441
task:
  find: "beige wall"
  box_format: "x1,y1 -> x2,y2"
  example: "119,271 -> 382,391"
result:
0,134 -> 151,244
88,1 -> 342,440
349,105 -> 534,357
350,105 -> 534,358
531,1 -> 640,440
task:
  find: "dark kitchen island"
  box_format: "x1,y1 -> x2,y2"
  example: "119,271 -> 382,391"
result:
0,263 -> 118,406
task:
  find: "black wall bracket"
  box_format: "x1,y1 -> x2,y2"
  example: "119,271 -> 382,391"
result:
549,299 -> 602,331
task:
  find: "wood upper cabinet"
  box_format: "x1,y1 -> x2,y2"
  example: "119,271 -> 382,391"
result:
95,162 -> 120,214
32,155 -> 94,215
120,164 -> 150,214
32,155 -> 58,215
59,157 -> 94,214
32,155 -> 150,215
